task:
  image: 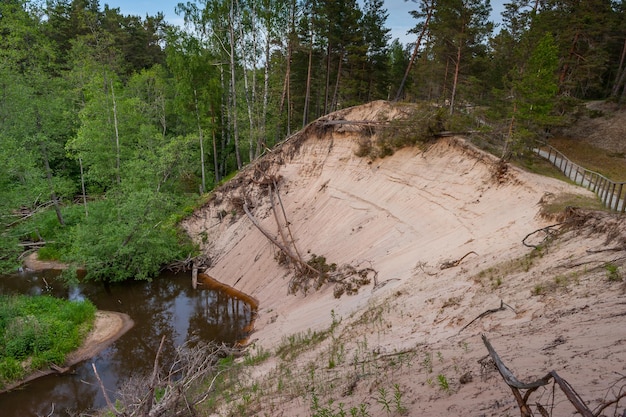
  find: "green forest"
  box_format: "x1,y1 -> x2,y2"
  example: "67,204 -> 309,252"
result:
1,0 -> 624,282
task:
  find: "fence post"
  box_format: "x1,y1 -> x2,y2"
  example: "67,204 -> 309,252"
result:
601,179 -> 609,206
590,173 -> 596,192
608,182 -> 617,210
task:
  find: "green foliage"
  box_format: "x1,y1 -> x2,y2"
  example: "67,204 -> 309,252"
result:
437,374 -> 449,391
0,295 -> 96,388
358,104 -> 448,159
68,194 -> 196,283
605,263 -> 622,282
514,33 -> 561,127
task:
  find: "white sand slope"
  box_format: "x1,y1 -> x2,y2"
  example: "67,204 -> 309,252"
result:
183,101 -> 626,416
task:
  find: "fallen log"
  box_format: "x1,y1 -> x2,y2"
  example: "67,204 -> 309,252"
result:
482,334 -> 594,417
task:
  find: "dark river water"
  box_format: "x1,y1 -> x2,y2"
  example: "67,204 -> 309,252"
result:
0,269 -> 254,416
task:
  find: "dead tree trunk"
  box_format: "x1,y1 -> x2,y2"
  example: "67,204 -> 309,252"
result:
482,335 -> 594,417
395,0 -> 434,101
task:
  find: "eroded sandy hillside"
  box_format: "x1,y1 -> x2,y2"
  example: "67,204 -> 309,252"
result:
182,101 -> 626,416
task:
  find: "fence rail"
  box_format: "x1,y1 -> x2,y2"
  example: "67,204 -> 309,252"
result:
533,143 -> 626,213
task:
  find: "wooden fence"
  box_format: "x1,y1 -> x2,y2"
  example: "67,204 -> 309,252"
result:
533,143 -> 626,213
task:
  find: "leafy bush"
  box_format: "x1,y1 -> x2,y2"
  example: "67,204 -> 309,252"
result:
357,103 -> 448,159
68,193 -> 195,283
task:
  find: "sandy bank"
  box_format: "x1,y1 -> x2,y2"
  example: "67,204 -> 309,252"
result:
22,252 -> 72,271
0,310 -> 133,394
183,101 -> 626,416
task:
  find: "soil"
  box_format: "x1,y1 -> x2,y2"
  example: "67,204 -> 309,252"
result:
182,100 -> 626,416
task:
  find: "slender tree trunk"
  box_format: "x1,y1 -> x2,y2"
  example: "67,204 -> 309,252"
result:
324,41 -> 332,115
303,32 -> 313,127
250,1 -> 260,158
449,44 -> 462,115
236,0 -> 256,162
219,64 -> 227,178
395,0 -> 433,101
211,105 -> 220,183
39,140 -> 65,226
331,50 -> 344,112
611,38 -> 626,99
279,53 -> 291,135
194,88 -> 206,194
259,27 -> 270,157
79,157 -> 88,218
110,80 -> 121,185
229,0 -> 242,169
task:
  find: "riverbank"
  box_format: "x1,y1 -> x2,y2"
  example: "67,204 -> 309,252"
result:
23,252 -> 74,271
1,256 -> 134,394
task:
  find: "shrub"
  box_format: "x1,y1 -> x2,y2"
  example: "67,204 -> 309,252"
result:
0,295 -> 96,387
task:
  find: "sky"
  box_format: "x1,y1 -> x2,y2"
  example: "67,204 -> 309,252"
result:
102,0 -> 507,46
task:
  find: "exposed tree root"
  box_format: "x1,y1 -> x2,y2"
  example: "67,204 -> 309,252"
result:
457,300 -> 516,334
440,251 -> 478,269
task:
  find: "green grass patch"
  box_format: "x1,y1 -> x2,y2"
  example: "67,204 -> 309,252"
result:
538,192 -> 604,217
548,137 -> 626,182
0,294 -> 96,389
514,152 -> 572,181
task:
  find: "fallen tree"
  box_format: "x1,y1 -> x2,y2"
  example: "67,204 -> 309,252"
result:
482,334 -> 626,417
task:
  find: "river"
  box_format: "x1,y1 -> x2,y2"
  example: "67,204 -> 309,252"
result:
0,269 -> 254,416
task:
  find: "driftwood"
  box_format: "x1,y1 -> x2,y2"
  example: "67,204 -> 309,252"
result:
17,241 -> 50,248
93,339 -> 239,417
457,300 -> 515,334
92,362 -> 116,412
6,201 -> 55,227
482,334 -> 594,417
440,251 -> 478,269
522,222 -> 566,249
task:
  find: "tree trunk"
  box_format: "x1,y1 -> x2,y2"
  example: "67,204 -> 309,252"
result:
110,80 -> 121,186
210,104 -> 220,184
611,38 -> 626,99
39,140 -> 65,226
449,44 -> 462,115
331,50 -> 344,112
79,157 -> 88,218
303,31 -> 313,127
324,41 -> 332,115
259,25 -> 270,157
395,0 -> 434,101
193,88 -> 206,194
229,0 -> 242,169
236,0 -> 256,163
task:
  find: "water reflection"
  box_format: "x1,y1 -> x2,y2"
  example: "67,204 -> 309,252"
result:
0,270 -> 253,416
